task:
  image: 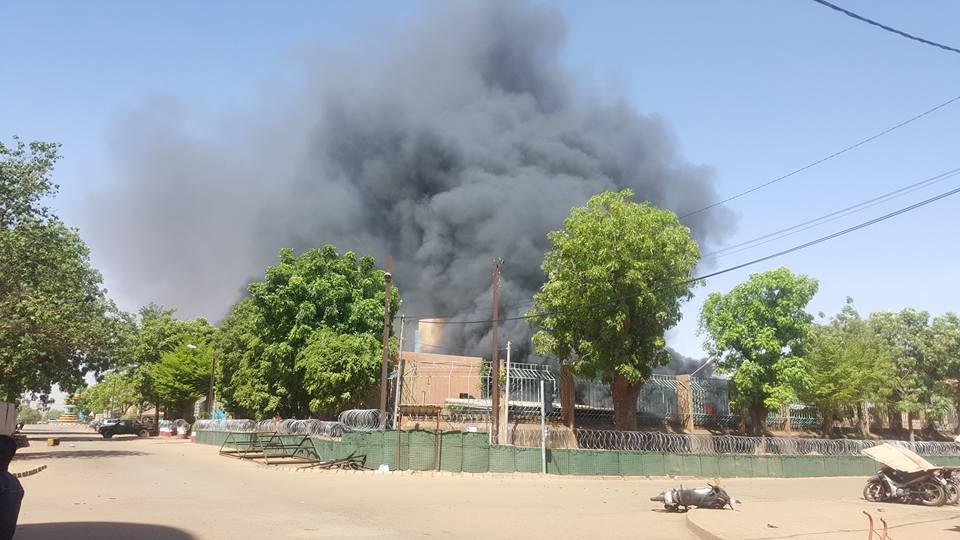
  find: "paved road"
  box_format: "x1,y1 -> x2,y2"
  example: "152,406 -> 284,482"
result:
12,425 -> 960,539
13,425 -> 691,539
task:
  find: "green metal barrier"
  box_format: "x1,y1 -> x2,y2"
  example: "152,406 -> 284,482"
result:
192,429 -> 960,479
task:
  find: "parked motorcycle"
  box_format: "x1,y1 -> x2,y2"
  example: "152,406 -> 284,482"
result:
935,469 -> 960,505
862,443 -> 948,507
651,484 -> 736,512
863,467 -> 946,506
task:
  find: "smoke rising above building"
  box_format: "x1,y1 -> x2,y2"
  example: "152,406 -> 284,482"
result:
90,0 -> 735,362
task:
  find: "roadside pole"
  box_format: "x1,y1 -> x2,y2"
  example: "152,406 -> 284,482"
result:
540,380 -> 546,474
501,341 -> 511,443
378,256 -> 394,416
490,258 -> 502,445
391,315 -> 406,430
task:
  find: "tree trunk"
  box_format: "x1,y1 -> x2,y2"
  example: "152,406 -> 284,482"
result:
748,405 -> 768,436
955,401 -> 960,436
822,412 -> 835,438
611,375 -> 642,431
560,366 -> 576,430
858,404 -> 871,437
908,411 -> 915,442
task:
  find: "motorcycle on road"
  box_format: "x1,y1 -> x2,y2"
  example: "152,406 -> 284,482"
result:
861,443 -> 950,506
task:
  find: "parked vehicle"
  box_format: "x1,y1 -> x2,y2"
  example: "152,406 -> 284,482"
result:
862,443 -> 946,507
98,420 -> 151,439
651,484 -> 736,512
935,469 -> 960,505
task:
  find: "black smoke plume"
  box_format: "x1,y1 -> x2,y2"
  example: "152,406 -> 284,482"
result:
90,1 -> 735,360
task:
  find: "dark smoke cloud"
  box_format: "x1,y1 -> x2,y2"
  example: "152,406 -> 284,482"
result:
90,0 -> 735,359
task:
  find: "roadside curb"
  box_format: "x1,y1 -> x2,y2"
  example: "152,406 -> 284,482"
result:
13,464 -> 48,479
685,511 -> 727,540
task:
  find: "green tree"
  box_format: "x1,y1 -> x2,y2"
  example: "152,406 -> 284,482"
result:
129,304 -> 216,419
75,372 -> 139,417
802,300 -> 895,437
296,328 -> 383,416
922,313 -> 960,434
16,404 -> 41,424
0,137 -> 132,402
44,408 -> 63,421
868,309 -> 933,441
530,190 -> 701,430
218,246 -> 399,419
699,267 -> 819,435
149,342 -> 213,419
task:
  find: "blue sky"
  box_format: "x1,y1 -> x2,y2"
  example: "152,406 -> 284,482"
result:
3,0 -> 960,389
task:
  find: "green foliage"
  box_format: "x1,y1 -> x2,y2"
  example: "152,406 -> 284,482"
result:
296,328 -> 383,415
529,190 -> 701,429
699,267 -> 819,421
44,408 -> 63,421
150,342 -> 213,410
801,300 -> 896,431
75,372 -> 139,417
868,309 -> 933,417
130,304 -> 216,412
920,313 -> 960,430
16,404 -> 41,424
0,137 -> 133,402
217,245 -> 399,419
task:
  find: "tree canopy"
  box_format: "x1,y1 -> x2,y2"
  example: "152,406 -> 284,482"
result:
530,190 -> 701,430
217,246 -> 399,419
0,137 -> 133,402
699,267 -> 819,434
801,299 -> 895,435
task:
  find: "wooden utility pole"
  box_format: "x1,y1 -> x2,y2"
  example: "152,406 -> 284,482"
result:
378,256 -> 394,416
490,258 -> 502,445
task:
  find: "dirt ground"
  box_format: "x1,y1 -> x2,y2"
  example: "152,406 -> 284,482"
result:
10,425 -> 960,539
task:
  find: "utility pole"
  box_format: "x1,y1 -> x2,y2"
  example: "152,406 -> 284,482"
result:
391,315 -> 406,429
490,258 -> 502,445
501,341 -> 511,443
378,256 -> 394,417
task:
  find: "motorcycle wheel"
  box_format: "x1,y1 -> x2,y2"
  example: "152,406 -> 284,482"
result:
863,479 -> 887,502
947,480 -> 960,505
917,480 -> 946,507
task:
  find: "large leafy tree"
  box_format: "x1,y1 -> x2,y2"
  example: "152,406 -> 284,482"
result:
530,190 -> 701,430
868,309 -> 933,441
921,313 -> 960,434
74,372 -> 139,417
218,246 -> 399,419
150,342 -> 214,418
0,137 -> 133,402
296,328 -> 383,416
129,304 -> 216,418
699,267 -> 819,435
802,299 -> 895,437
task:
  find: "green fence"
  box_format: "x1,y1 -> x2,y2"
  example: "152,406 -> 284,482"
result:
194,430 -> 960,478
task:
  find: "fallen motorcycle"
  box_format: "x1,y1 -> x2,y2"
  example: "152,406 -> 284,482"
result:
861,443 -> 947,507
651,484 -> 736,512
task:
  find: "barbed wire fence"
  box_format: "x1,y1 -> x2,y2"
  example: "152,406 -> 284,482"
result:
574,428 -> 960,456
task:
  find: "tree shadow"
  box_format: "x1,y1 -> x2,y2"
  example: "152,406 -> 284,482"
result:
13,450 -> 147,461
16,522 -> 195,539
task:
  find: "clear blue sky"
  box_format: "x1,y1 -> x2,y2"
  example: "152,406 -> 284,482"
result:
3,0 -> 960,390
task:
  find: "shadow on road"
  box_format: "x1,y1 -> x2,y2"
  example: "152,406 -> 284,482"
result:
14,449 -> 148,461
15,522 -> 195,539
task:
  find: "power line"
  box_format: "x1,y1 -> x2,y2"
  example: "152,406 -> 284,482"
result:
701,167 -> 960,260
414,170 -> 960,326
810,0 -> 960,55
681,93 -> 960,218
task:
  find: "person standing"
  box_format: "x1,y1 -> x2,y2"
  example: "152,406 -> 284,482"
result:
0,435 -> 24,540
